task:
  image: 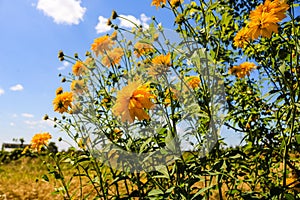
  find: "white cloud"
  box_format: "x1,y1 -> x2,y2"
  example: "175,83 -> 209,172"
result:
22,113 -> 34,118
24,120 -> 54,129
10,84 -> 24,91
140,13 -> 151,28
10,122 -> 15,126
119,13 -> 150,29
36,0 -> 86,25
119,14 -> 142,28
58,61 -> 70,70
0,88 -> 4,96
95,16 -> 112,34
95,13 -> 151,34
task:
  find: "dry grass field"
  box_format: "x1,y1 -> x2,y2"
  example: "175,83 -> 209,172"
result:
0,153 -> 299,200
0,157 -> 61,200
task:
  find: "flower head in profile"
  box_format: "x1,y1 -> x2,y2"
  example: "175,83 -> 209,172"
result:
30,132 -> 52,152
134,42 -> 155,58
151,0 -> 166,9
228,62 -> 257,78
70,79 -> 87,94
102,48 -> 124,67
112,81 -> 155,123
72,61 -> 88,76
53,91 -> 73,113
91,35 -> 115,56
148,53 -> 171,77
234,27 -> 250,48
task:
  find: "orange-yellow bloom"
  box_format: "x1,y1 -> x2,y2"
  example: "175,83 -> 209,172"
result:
30,132 -> 52,152
228,62 -> 256,78
250,0 -> 289,21
134,42 -> 155,58
246,0 -> 289,39
53,91 -> 73,113
186,76 -> 200,89
248,11 -> 279,39
234,27 -> 250,48
70,79 -> 86,94
169,0 -> 183,8
72,61 -> 88,76
148,53 -> 171,76
151,0 -> 166,9
101,48 -> 124,67
112,81 -> 155,123
91,35 -> 115,56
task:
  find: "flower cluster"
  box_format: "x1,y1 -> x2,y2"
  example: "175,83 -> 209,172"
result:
228,62 -> 257,78
234,0 -> 289,47
30,132 -> 52,152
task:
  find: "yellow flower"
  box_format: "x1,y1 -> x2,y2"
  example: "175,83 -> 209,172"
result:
186,76 -> 200,89
101,47 -> 124,67
134,42 -> 155,58
250,0 -> 289,21
228,62 -> 256,78
148,53 -> 171,76
30,132 -> 52,152
233,27 -> 250,48
248,11 -> 279,39
170,0 -> 183,8
72,61 -> 88,76
112,81 -> 155,123
56,87 -> 63,95
151,0 -> 166,9
91,35 -> 115,56
53,91 -> 73,113
70,79 -> 86,94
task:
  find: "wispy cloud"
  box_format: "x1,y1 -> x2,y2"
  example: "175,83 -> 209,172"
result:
36,0 -> 86,25
0,88 -> 4,96
10,122 -> 15,126
95,16 -> 112,34
58,61 -> 70,70
95,13 -> 151,34
22,113 -> 34,118
119,13 -> 150,29
24,119 -> 54,129
10,84 -> 24,91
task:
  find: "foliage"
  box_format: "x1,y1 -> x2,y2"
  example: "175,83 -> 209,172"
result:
35,0 -> 300,199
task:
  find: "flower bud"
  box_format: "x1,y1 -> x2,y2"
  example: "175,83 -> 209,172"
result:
43,114 -> 49,120
111,10 -> 118,19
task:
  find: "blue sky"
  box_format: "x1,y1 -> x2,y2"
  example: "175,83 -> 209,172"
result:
0,0 -> 175,149
0,0 -> 242,150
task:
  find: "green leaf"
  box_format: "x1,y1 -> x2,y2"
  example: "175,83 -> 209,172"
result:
148,189 -> 164,196
296,134 -> 300,145
285,193 -> 295,200
155,165 -> 170,179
